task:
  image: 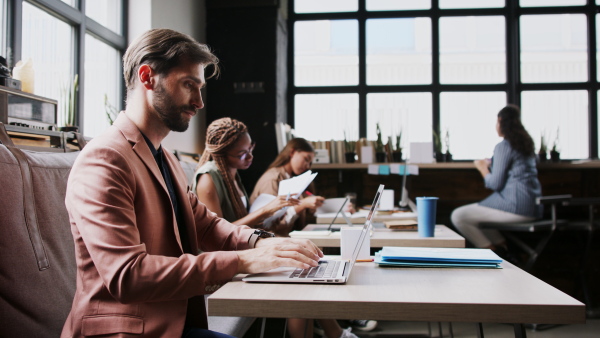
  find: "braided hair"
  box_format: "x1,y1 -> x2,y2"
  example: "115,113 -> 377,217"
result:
197,118 -> 249,219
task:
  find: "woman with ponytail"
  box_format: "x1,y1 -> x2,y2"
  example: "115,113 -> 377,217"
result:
451,105 -> 543,252
193,118 -> 298,226
250,138 -> 326,236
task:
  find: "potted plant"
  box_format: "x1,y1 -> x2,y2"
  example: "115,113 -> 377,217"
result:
392,129 -> 403,162
550,128 -> 560,162
375,123 -> 386,163
443,128 -> 452,162
104,93 -> 119,125
344,131 -> 357,163
538,133 -> 548,162
58,74 -> 79,132
433,129 -> 444,162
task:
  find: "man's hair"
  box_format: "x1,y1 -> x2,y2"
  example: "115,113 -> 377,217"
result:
123,28 -> 219,93
196,118 -> 249,219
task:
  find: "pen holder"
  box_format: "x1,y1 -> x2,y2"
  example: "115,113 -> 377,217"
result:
341,228 -> 370,260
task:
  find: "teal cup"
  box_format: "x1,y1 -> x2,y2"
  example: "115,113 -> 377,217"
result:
417,197 -> 438,237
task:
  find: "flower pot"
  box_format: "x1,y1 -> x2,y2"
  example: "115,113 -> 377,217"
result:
550,150 -> 560,162
435,151 -> 445,163
58,126 -> 79,132
392,151 -> 403,162
538,151 -> 547,162
375,152 -> 387,163
345,152 -> 356,163
444,152 -> 453,162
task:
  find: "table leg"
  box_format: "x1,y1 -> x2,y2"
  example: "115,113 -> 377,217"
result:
514,324 -> 527,338
475,322 -> 484,338
259,317 -> 266,338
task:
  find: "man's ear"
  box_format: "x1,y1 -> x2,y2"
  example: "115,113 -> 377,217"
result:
138,64 -> 154,90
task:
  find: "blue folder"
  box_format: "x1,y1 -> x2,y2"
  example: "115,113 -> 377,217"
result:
375,247 -> 503,269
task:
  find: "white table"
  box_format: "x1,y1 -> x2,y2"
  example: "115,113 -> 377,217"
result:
208,260 -> 585,337
297,224 -> 465,248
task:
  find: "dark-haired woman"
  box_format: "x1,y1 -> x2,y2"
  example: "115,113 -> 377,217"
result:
451,105 -> 543,250
250,138 -> 326,237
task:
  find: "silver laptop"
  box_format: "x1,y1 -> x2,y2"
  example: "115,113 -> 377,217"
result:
242,184 -> 384,284
312,196 -> 352,232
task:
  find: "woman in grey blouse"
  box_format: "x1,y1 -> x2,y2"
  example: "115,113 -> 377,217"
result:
451,105 -> 542,251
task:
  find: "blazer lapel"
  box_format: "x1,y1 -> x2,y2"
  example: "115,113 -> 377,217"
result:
164,150 -> 199,252
113,113 -> 185,252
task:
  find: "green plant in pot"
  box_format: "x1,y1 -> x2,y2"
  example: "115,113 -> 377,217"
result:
59,74 -> 79,132
375,123 -> 386,163
443,128 -> 452,162
538,133 -> 548,162
433,129 -> 444,162
344,131 -> 357,163
104,94 -> 119,125
392,129 -> 403,162
550,128 -> 560,162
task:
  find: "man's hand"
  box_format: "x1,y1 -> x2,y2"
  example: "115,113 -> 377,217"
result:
236,237 -> 323,274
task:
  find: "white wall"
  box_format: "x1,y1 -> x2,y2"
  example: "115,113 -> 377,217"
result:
128,0 -> 207,155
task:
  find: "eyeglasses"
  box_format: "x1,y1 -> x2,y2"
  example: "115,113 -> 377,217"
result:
228,143 -> 255,160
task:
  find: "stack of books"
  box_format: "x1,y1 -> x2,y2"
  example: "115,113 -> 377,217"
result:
375,247 -> 503,269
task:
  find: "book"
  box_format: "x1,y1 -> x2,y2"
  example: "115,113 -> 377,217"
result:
384,219 -> 418,230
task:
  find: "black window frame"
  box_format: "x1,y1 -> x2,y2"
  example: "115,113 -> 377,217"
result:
287,0 -> 599,159
4,0 -> 127,134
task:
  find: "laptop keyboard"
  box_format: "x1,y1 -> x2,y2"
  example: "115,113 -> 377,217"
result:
289,260 -> 342,279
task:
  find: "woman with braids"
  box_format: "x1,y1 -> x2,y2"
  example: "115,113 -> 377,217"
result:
195,121 -> 359,338
193,117 -> 299,227
250,138 -> 326,236
451,105 -> 543,252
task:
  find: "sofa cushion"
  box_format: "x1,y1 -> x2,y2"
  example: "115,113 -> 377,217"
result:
0,145 -> 80,338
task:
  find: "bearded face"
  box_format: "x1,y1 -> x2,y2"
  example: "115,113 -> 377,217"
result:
151,79 -> 196,132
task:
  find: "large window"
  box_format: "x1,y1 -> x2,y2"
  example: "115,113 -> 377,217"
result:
3,0 -> 126,138
289,0 -> 600,160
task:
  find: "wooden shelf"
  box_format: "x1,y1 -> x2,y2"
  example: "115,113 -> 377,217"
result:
311,161 -> 600,170
4,125 -> 83,152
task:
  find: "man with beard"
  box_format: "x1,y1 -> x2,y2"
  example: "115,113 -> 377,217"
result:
61,29 -> 322,338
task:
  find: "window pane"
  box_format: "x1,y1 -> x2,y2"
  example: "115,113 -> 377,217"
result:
1,0 -> 6,57
440,16 -> 506,84
84,34 -> 121,138
439,0 -> 504,9
295,20 -> 358,86
597,14 -> 600,82
85,0 -> 123,34
440,92 -> 506,159
367,93 -> 432,160
521,90 -> 588,159
520,0 -> 585,7
520,14 -> 587,83
60,0 -> 76,7
295,0 -> 357,13
294,94 -> 358,141
367,0 -> 431,11
21,2 -> 73,106
367,18 -> 432,85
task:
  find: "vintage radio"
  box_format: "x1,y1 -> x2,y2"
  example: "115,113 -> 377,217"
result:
0,85 -> 57,130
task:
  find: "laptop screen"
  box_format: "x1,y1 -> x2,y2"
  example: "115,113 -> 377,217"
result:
327,197 -> 349,231
347,184 -> 384,273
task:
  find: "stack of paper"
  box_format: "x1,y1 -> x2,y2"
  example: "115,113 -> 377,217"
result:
278,170 -> 318,198
375,247 -> 503,269
249,170 -> 318,229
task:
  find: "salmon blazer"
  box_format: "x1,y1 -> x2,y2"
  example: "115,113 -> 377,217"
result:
61,113 -> 253,338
